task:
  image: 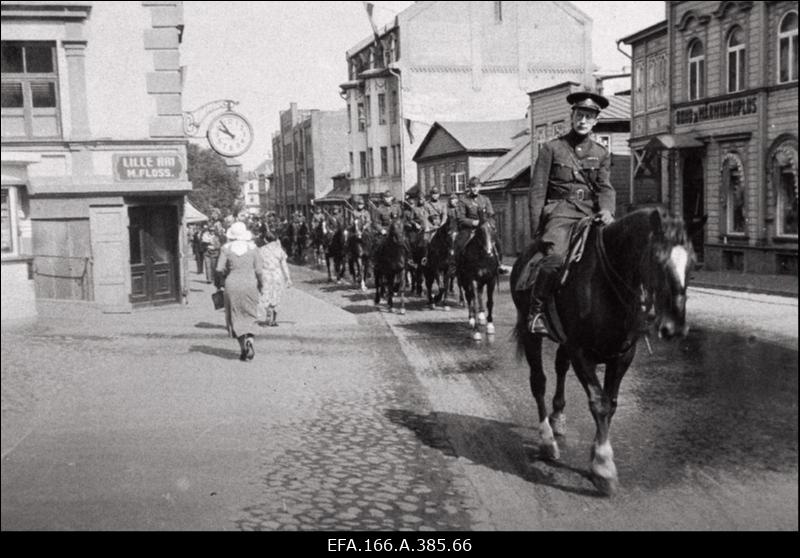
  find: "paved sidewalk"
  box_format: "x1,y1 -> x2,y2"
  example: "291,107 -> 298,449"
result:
499,257 -> 798,298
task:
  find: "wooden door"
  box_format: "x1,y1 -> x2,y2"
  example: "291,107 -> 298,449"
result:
129,205 -> 179,306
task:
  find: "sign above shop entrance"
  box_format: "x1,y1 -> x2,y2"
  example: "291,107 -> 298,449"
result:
113,153 -> 184,181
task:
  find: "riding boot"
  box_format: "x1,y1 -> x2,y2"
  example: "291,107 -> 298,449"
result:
270,309 -> 278,327
528,267 -> 556,335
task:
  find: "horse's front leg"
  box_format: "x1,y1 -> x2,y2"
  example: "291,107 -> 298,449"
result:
397,268 -> 406,315
326,255 -> 333,282
520,330 -> 558,460
549,344 -> 571,437
485,278 -> 495,335
570,349 -> 618,496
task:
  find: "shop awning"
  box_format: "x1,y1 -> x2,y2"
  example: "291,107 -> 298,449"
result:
645,134 -> 703,151
184,200 -> 208,223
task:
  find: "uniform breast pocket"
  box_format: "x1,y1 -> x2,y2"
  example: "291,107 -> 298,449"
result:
581,162 -> 599,184
552,161 -> 574,182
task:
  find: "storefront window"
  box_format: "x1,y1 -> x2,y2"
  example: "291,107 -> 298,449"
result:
722,154 -> 746,235
1,188 -> 13,254
778,167 -> 798,235
772,144 -> 799,237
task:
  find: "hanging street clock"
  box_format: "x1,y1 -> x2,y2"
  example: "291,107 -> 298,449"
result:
206,111 -> 254,158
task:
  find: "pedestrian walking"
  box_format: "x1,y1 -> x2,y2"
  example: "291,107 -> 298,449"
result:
216,221 -> 264,361
191,225 -> 205,274
258,230 -> 292,327
202,224 -> 222,284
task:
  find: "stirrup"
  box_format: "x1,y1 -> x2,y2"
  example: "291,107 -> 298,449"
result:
528,313 -> 549,335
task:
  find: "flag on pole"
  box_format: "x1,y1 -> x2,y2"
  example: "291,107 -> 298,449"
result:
363,2 -> 383,62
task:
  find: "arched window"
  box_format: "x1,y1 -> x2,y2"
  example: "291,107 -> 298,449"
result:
688,40 -> 705,100
727,27 -> 746,93
778,11 -> 798,83
721,153 -> 746,235
770,141 -> 798,236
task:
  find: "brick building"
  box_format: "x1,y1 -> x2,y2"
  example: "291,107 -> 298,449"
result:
271,103 -> 349,220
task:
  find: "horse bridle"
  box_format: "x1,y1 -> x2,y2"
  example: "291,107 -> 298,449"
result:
593,224 -> 653,358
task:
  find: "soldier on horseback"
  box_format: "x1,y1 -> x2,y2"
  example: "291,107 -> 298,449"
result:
521,90 -> 616,336
454,177 -> 503,270
373,190 -> 411,262
351,196 -> 372,231
425,187 -> 448,229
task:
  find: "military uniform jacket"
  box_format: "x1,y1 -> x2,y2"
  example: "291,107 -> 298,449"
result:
529,131 -> 615,236
310,213 -> 326,230
327,214 -> 345,232
405,204 -> 428,231
350,208 -> 371,231
425,199 -> 448,227
456,194 -> 495,230
373,202 -> 402,230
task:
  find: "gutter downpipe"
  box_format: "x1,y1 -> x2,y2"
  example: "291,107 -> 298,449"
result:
388,65 -> 405,201
616,39 -> 636,207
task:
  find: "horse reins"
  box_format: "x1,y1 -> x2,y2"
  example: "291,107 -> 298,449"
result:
593,224 -> 652,358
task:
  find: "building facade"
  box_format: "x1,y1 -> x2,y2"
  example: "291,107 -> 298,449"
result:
341,0 -> 594,201
270,103 -> 349,220
412,119 -> 526,195
623,1 -> 798,274
1,1 -> 191,321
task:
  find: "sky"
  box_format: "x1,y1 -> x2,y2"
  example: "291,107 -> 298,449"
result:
181,1 -> 666,170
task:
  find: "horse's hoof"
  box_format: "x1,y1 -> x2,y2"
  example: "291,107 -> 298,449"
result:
486,323 -> 495,335
591,473 -> 618,497
399,308 -> 406,315
472,331 -> 482,341
549,413 -> 567,437
443,306 -> 450,312
468,318 -> 476,328
429,304 -> 436,311
540,442 -> 560,461
477,312 -> 487,325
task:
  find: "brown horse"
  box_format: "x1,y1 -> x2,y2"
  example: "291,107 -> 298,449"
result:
510,207 -> 694,495
422,224 -> 456,310
347,217 -> 372,292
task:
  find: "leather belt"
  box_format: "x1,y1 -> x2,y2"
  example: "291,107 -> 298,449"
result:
548,188 -> 590,202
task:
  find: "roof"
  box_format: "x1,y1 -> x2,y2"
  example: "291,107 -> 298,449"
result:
619,20 -> 668,45
645,134 -> 704,151
413,119 -> 528,161
315,182 -> 351,203
600,95 -> 631,122
479,136 -> 531,187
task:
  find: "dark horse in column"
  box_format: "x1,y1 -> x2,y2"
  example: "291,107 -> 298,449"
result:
422,224 -> 456,311
456,211 -> 499,340
325,225 -> 347,283
510,207 -> 694,496
373,216 -> 407,314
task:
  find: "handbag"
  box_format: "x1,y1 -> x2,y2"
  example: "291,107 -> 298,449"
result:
211,289 -> 225,310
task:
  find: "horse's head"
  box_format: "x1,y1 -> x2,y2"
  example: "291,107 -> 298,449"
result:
644,209 -> 695,340
476,209 -> 495,257
388,216 -> 405,244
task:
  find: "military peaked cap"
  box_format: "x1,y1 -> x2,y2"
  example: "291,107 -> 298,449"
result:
566,91 -> 609,112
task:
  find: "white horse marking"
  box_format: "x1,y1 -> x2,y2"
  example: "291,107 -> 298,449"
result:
539,418 -> 555,444
670,246 -> 689,288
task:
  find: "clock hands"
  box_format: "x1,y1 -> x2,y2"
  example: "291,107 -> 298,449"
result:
218,121 -> 236,139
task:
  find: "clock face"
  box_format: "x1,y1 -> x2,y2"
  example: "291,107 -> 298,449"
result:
207,112 -> 254,157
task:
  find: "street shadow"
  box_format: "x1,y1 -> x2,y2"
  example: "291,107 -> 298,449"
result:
194,321 -> 227,330
189,344 -> 241,361
384,408 -> 601,498
342,305 -> 380,315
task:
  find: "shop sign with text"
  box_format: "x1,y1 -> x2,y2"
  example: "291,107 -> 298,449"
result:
113,153 -> 184,180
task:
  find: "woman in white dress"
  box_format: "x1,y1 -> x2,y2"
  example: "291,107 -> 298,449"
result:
259,230 -> 292,326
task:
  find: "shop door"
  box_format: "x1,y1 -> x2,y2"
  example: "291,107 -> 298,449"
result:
128,205 -> 179,306
682,152 -> 705,262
